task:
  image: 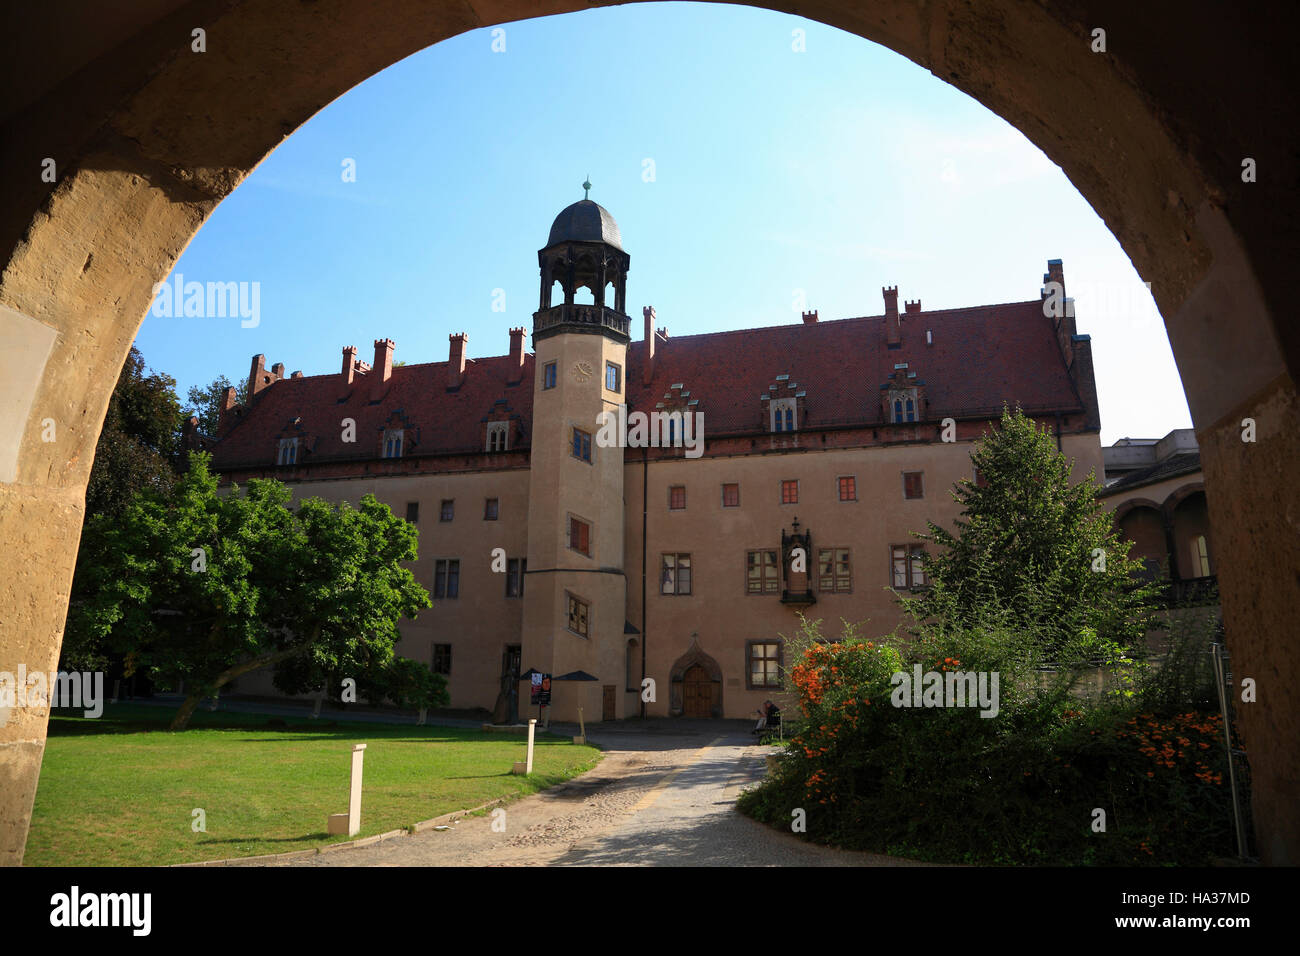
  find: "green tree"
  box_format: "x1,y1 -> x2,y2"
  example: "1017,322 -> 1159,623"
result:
907,406 -> 1158,655
83,345 -> 183,521
67,453 -> 431,729
185,375 -> 249,438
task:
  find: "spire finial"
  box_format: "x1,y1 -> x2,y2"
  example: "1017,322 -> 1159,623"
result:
582,175 -> 591,200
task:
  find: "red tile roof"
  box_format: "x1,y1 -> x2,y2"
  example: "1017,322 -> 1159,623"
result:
210,298 -> 1085,469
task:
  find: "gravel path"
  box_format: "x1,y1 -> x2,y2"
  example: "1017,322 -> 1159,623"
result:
243,722 -> 923,867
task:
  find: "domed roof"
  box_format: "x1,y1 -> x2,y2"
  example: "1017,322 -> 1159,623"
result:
547,199 -> 623,251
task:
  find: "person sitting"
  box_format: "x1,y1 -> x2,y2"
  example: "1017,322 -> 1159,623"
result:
752,700 -> 780,736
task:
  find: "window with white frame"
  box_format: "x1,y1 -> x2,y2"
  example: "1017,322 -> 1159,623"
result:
770,397 -> 797,433
277,437 -> 298,465
486,421 -> 509,452
383,429 -> 403,458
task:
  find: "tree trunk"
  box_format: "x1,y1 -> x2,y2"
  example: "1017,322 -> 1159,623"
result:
168,635 -> 319,730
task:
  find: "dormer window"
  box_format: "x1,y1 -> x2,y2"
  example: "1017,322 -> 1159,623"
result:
486,421 -> 509,452
889,388 -> 919,423
770,397 -> 797,433
277,437 -> 298,465
383,429 -> 404,458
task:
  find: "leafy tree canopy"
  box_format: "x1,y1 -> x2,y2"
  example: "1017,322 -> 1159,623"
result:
67,453 -> 432,728
905,406 -> 1159,656
185,374 -> 249,438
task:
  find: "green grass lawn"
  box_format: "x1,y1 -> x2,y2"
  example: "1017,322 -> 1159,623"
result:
25,703 -> 602,867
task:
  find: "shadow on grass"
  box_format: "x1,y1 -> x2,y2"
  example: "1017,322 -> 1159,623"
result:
196,833 -> 328,846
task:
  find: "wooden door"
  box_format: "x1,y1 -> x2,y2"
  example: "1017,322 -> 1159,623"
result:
602,684 -> 616,721
682,665 -> 712,718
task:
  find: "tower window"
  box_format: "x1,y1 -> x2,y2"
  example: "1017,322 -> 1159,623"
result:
543,362 -> 557,390
568,516 -> 591,557
722,483 -> 740,508
432,644 -> 451,675
405,502 -> 419,524
440,499 -> 454,521
781,480 -> 799,504
838,476 -> 857,501
572,427 -> 592,463
903,472 -> 924,500
484,498 -> 499,520
605,362 -> 621,393
566,594 -> 590,638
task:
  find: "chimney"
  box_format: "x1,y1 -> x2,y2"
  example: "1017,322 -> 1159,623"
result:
905,299 -> 921,314
371,338 -> 395,400
217,386 -> 238,435
342,345 -> 359,385
643,306 -> 656,385
1042,259 -> 1076,364
883,287 -> 901,347
802,310 -> 818,324
448,332 -> 468,389
181,415 -> 198,450
508,327 -> 525,385
271,362 -> 285,379
291,370 -> 303,379
248,354 -> 271,397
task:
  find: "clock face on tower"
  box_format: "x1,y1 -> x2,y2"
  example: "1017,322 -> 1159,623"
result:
572,361 -> 593,383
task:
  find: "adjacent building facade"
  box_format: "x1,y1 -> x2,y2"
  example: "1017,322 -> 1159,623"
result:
208,198 -> 1105,721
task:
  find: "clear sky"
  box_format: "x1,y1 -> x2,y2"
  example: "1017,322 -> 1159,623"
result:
135,1 -> 1191,447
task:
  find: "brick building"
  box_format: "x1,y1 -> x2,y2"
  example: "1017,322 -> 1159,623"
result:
209,197 -> 1105,721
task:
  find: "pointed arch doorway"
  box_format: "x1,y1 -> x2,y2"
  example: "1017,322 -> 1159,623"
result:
669,636 -> 723,718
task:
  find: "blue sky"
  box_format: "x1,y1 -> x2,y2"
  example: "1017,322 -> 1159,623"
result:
136,2 -> 1191,447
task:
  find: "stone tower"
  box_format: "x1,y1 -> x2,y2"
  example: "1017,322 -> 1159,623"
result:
521,192 -> 632,722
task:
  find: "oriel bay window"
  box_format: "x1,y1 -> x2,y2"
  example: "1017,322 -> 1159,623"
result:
660,553 -> 692,595
746,550 -> 779,594
818,548 -> 852,592
890,545 -> 927,589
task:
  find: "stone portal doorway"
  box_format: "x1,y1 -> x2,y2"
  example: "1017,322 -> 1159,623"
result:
668,636 -> 724,718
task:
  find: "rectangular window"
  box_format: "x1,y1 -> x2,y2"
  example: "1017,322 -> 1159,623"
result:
668,485 -> 686,510
890,545 -> 927,589
838,476 -> 857,501
568,516 -> 591,557
660,553 -> 692,595
818,548 -> 852,592
484,498 -> 499,520
781,479 -> 799,504
748,642 -> 782,689
434,559 -> 460,599
405,501 -> 419,524
506,557 -> 526,597
432,644 -> 451,676
605,362 -> 621,393
746,550 -> 779,595
567,594 -> 589,638
903,471 -> 924,499
440,499 -> 454,522
721,483 -> 740,508
543,361 -> 557,390
572,427 -> 592,463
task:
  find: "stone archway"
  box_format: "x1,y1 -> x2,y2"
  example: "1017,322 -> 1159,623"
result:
668,638 -> 723,719
2,0 -> 1297,864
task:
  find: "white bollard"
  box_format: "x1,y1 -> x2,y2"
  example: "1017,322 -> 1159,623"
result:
513,719 -> 537,775
327,743 -> 366,836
